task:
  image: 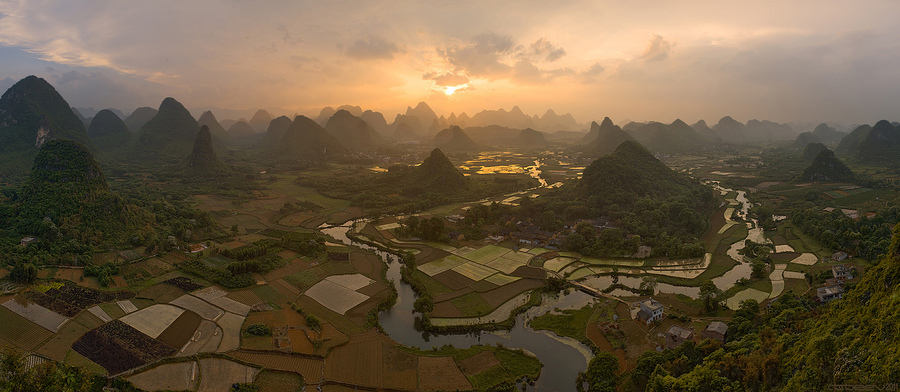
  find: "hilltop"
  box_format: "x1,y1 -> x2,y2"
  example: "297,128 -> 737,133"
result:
184,125 -> 221,172
123,106 -> 157,133
197,110 -> 230,143
431,126 -> 479,151
130,97 -> 202,162
324,109 -> 383,150
248,109 -> 272,133
801,142 -> 828,160
852,120 -> 900,166
583,118 -> 637,157
87,109 -> 131,154
412,148 -> 468,191
257,115 -> 292,149
797,148 -> 854,182
515,128 -> 546,147
276,115 -> 347,160
0,76 -> 95,177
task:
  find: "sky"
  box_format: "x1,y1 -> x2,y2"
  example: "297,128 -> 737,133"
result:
1,0 -> 899,126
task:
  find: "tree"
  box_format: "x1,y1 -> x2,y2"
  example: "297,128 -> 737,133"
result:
578,351 -> 620,392
699,280 -> 722,313
9,263 -> 37,284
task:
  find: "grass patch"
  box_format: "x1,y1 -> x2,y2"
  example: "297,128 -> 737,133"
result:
99,302 -> 126,319
319,261 -> 356,276
449,292 -> 494,317
64,349 -> 107,375
251,285 -> 283,303
400,345 -> 542,391
253,370 -> 304,392
284,267 -> 327,290
412,270 -> 453,296
528,304 -> 594,347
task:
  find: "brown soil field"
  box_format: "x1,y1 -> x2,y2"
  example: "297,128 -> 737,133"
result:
197,358 -> 260,392
0,306 -> 53,350
470,280 -> 500,293
511,265 -> 547,279
324,331 -> 417,390
227,289 -> 263,306
458,350 -> 501,375
254,370 -> 305,392
288,329 -> 314,354
431,301 -> 465,318
270,279 -> 302,299
481,278 -> 544,308
127,361 -> 198,391
111,276 -> 128,288
343,286 -> 391,325
434,287 -> 474,303
349,252 -> 383,279
295,296 -> 365,336
431,270 -> 476,291
54,268 -> 84,282
417,356 -> 471,391
157,310 -> 202,349
139,283 -> 186,303
216,312 -> 245,352
231,351 -> 323,383
356,282 -> 388,297
317,323 -> 349,352
413,247 -> 452,267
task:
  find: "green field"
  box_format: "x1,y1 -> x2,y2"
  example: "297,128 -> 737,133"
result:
449,292 -> 495,317
463,245 -> 511,265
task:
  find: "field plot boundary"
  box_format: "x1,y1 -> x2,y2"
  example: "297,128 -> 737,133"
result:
305,280 -> 369,315
215,312 -> 245,352
2,299 -> 68,332
87,306 -> 112,322
451,262 -> 498,282
117,300 -> 138,314
170,294 -> 225,321
484,273 -> 520,286
209,297 -> 251,316
119,304 -> 185,338
463,245 -> 511,265
419,255 -> 468,277
231,351 -> 324,383
325,274 -> 374,291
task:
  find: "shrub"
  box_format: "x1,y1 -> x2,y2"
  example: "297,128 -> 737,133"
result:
247,323 -> 271,336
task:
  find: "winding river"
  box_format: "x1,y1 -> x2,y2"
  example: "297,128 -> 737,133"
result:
321,223 -> 593,392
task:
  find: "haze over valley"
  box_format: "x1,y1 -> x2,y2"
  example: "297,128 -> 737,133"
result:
1,2 -> 900,392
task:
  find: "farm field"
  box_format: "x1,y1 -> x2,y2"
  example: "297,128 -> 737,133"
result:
127,361 -> 198,391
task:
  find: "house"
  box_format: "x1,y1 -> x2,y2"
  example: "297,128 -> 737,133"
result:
701,321 -> 728,343
666,325 -> 694,349
19,237 -> 36,247
637,298 -> 664,324
817,285 -> 844,303
187,243 -> 208,253
831,264 -> 852,280
831,252 -> 848,262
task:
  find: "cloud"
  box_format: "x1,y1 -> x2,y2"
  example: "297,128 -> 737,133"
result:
640,34 -> 675,62
439,33 -> 515,78
580,62 -> 606,82
345,36 -> 402,60
423,71 -> 469,87
521,38 -> 566,62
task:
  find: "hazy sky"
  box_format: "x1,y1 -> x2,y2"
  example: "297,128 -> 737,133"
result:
1,0 -> 899,125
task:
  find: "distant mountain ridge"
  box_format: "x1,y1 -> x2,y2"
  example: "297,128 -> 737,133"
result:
87,109 -> 131,154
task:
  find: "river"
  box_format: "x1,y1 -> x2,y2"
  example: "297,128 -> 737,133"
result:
320,222 -> 594,392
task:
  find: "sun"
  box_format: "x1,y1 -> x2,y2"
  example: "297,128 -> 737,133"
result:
442,84 -> 469,96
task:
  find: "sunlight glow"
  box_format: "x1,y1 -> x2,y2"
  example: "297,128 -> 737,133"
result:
442,84 -> 469,96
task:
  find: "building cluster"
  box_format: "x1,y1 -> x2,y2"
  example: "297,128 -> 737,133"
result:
817,264 -> 853,303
